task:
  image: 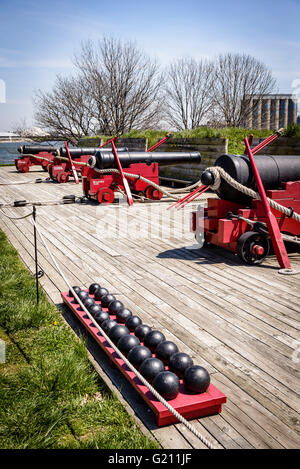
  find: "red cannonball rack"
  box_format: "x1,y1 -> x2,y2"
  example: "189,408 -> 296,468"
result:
61,290 -> 226,426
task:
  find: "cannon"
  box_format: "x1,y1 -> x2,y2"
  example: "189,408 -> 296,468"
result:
191,149 -> 300,265
82,150 -> 201,204
47,147 -> 128,183
15,145 -> 56,173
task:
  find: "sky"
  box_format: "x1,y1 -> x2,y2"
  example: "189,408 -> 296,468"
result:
0,0 -> 299,131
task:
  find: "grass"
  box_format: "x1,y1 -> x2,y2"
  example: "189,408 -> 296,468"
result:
82,127 -> 274,154
282,123 -> 300,137
0,230 -> 159,449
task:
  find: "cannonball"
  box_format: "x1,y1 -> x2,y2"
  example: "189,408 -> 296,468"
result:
69,286 -> 81,297
89,283 -> 101,294
184,365 -> 210,393
108,300 -> 124,315
169,352 -> 194,378
117,335 -> 140,356
101,294 -> 116,308
139,357 -> 165,383
94,287 -> 109,301
155,341 -> 179,364
153,371 -> 180,400
88,304 -> 102,317
127,345 -> 152,368
101,319 -> 117,334
134,324 -> 152,341
144,330 -> 166,353
94,310 -> 110,325
109,324 -> 130,344
116,308 -> 132,323
125,315 -> 142,332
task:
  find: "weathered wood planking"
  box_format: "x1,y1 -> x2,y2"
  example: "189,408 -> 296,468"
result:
0,165 -> 299,449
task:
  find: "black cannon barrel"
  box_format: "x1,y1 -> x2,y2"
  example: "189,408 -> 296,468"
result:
89,151 -> 201,169
55,147 -> 129,158
202,153 -> 300,204
18,145 -> 57,154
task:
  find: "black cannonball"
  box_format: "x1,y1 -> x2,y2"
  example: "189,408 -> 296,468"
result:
156,341 -> 179,364
134,324 -> 152,341
169,352 -> 194,378
94,310 -> 110,325
82,297 -> 95,309
76,290 -> 89,302
88,304 -> 102,317
144,330 -> 166,353
94,287 -> 109,301
127,345 -> 152,368
101,319 -> 117,334
117,335 -> 140,356
116,308 -> 132,323
184,365 -> 210,393
101,294 -> 116,308
89,283 -> 101,294
125,315 -> 142,332
69,286 -> 81,297
153,371 -> 180,400
108,300 -> 124,315
109,324 -> 130,344
201,170 -> 214,187
139,357 -> 165,383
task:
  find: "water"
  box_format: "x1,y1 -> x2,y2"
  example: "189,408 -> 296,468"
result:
0,141 -> 64,164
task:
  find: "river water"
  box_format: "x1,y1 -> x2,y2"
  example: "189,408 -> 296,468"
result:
0,141 -> 64,164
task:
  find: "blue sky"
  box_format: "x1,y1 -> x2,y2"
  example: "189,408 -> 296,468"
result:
0,0 -> 299,131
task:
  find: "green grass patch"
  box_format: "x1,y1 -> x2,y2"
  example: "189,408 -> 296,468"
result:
0,230 -> 158,449
282,123 -> 300,137
82,127 -> 274,154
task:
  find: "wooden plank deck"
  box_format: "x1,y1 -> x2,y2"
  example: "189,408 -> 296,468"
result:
0,165 -> 299,449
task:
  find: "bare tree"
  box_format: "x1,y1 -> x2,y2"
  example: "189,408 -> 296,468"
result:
12,117 -> 28,136
74,37 -> 163,135
34,75 -> 97,140
211,53 -> 277,127
164,57 -> 214,130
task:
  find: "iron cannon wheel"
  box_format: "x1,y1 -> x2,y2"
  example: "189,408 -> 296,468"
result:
237,231 -> 270,265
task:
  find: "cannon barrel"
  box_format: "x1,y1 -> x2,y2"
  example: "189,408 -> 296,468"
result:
18,145 -> 57,154
89,151 -> 201,170
201,153 -> 300,204
54,147 -> 129,158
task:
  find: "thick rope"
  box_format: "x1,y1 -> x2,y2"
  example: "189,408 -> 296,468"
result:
0,208 -> 33,220
30,215 -> 219,450
206,166 -> 300,224
92,168 -> 181,200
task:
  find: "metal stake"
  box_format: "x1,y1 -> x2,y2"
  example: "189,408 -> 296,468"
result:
32,205 -> 40,305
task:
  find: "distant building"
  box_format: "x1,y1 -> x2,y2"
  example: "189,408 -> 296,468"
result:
0,131 -> 20,140
242,94 -> 298,129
